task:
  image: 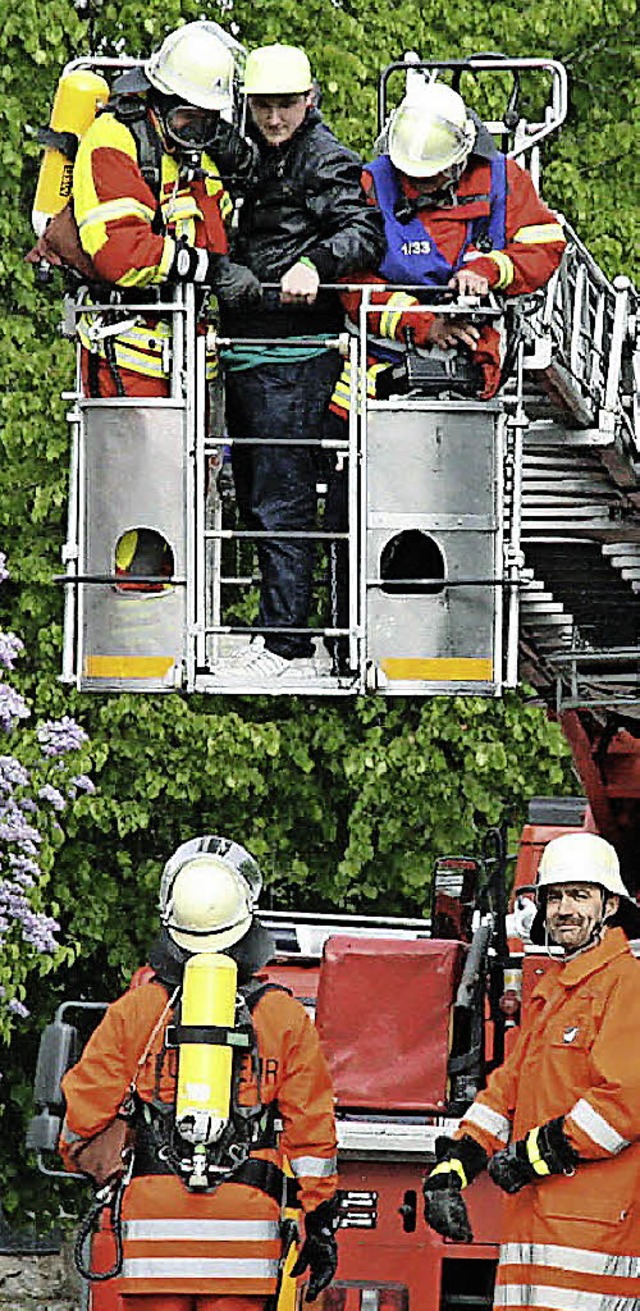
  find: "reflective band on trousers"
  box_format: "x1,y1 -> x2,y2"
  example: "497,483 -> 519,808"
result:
494,1286 -> 639,1309
568,1097 -> 629,1154
124,1219 -> 281,1242
500,1244 -> 640,1280
463,1101 -> 511,1142
122,1258 -> 280,1281
290,1155 -> 337,1177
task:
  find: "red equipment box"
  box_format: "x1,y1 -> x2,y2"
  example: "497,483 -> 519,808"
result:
316,937 -> 465,1111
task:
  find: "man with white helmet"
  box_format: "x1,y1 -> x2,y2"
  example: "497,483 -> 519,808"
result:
68,21 -> 258,403
210,43 -> 384,683
421,830 -> 640,1309
334,79 -> 566,405
59,835 -> 339,1309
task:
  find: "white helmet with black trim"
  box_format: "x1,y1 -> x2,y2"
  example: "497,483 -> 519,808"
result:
159,835 -> 262,953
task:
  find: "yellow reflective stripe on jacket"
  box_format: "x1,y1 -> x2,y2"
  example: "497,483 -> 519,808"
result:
332,359 -> 385,412
74,115 -> 141,256
379,291 -> 419,340
202,152 -> 233,221
512,222 -> 565,245
486,250 -> 515,289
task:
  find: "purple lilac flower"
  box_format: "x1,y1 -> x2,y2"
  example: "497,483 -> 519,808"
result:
38,783 -> 66,812
0,756 -> 30,793
7,998 -> 29,1018
0,632 -> 24,671
0,683 -> 30,733
36,716 -> 89,757
0,807 -> 42,851
69,774 -> 96,795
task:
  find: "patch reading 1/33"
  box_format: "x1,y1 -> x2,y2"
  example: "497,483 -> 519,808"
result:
400,240 -> 431,256
339,1191 -> 378,1229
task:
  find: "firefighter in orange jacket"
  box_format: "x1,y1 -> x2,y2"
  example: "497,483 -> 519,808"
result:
422,832 -> 640,1309
333,80 -> 566,408
70,22 -> 258,401
60,835 -> 339,1310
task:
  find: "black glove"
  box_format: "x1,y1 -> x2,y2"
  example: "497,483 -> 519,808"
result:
422,1134 -> 488,1243
291,1196 -> 340,1302
488,1117 -> 579,1195
170,243 -> 262,308
210,255 -> 262,309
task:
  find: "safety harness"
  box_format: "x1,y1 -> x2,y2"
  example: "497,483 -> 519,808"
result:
75,976 -> 298,1283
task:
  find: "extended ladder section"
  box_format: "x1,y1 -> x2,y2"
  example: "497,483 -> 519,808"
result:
517,227 -> 640,710
57,55 -> 639,702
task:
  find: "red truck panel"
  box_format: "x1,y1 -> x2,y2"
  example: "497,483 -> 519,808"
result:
316,938 -> 465,1111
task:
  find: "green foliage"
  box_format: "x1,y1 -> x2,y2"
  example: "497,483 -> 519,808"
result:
0,0 -> 632,1221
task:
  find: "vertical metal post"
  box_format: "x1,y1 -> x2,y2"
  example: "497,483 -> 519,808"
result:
505,341 -> 525,688
347,334 -> 360,676
604,276 -> 631,414
359,289 -> 373,689
61,384 -> 81,685
182,283 -> 197,692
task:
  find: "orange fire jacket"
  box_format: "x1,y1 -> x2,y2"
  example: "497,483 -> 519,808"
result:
460,927 -> 640,1307
60,978 -> 337,1298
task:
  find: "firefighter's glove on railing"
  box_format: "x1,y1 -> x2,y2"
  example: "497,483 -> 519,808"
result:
488,1117 -> 579,1195
291,1195 -> 340,1303
422,1134 -> 488,1244
171,243 -> 262,308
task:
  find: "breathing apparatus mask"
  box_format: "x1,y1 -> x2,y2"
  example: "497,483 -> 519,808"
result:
149,90 -> 221,164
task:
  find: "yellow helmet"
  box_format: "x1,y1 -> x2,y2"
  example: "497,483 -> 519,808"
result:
159,835 -> 262,952
244,44 -> 312,96
145,22 -> 236,111
388,83 -> 476,178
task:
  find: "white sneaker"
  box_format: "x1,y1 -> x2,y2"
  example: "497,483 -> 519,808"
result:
211,637 -> 318,683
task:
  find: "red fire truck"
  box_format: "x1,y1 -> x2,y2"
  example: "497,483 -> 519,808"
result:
29,794 -> 640,1311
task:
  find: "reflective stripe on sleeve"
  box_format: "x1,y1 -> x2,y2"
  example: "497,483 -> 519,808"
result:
494,1286 -> 638,1309
78,197 -> 156,256
122,1257 -> 280,1281
379,292 -> 419,340
462,1102 -> 511,1143
512,222 -> 565,244
568,1097 -> 630,1154
290,1155 -> 337,1177
485,250 -> 514,290
500,1243 -> 640,1280
124,1219 -> 280,1242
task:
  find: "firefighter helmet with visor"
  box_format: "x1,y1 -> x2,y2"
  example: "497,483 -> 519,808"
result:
388,83 -> 476,178
145,22 -> 236,112
159,835 -> 262,953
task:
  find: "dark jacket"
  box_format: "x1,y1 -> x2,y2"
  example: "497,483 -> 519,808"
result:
224,107 -> 384,338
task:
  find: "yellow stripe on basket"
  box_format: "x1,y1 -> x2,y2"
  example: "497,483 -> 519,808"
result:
84,655 -> 175,679
380,657 -> 493,681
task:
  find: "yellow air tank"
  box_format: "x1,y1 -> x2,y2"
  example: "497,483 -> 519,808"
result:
176,951 -> 238,1146
32,68 -> 110,236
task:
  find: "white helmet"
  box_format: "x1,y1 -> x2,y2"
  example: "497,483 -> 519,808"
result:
145,22 -> 236,111
527,832 -> 640,943
388,83 -> 476,178
159,835 -> 262,952
244,44 -> 312,96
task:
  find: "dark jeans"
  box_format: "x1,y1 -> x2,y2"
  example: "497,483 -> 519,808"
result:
225,352 -> 342,659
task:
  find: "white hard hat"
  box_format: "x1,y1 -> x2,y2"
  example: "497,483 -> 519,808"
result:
244,44 -> 312,96
159,835 -> 262,952
145,22 -> 236,111
528,832 -> 640,943
388,83 -> 476,178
